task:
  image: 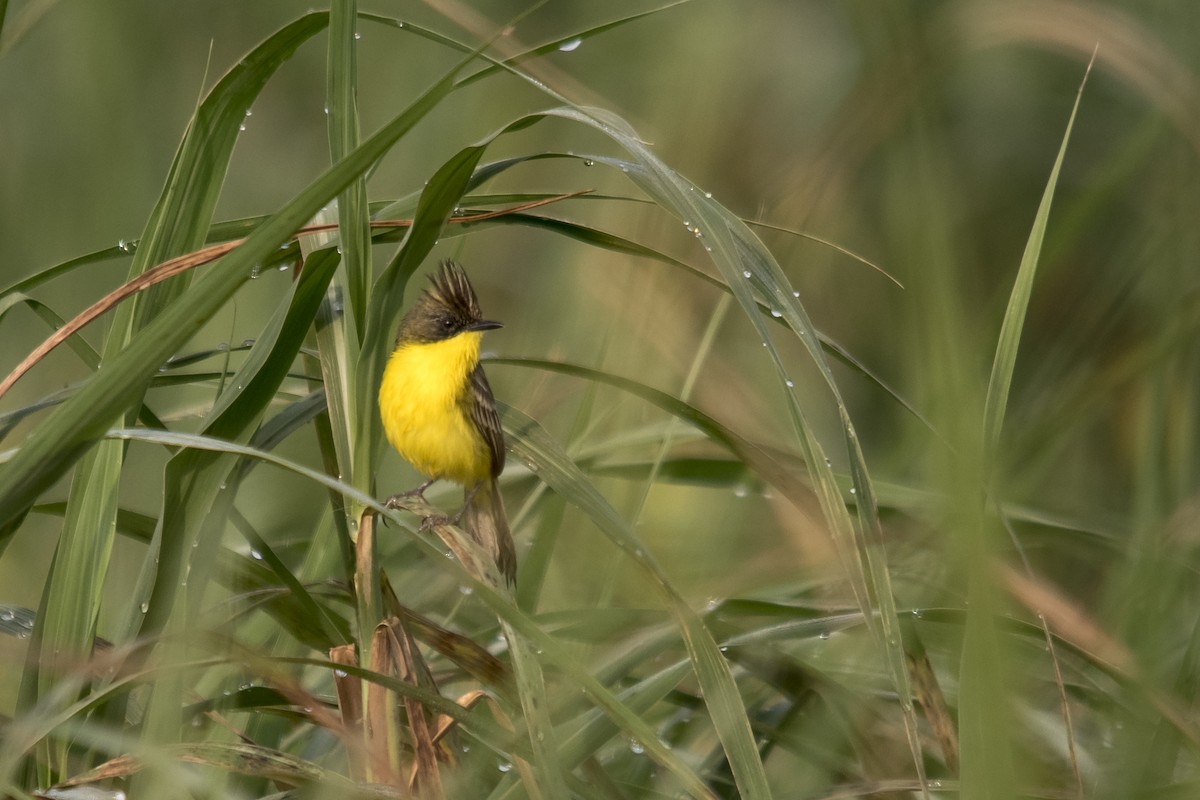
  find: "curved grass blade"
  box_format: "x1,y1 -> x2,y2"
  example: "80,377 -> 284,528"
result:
0,295 -> 99,370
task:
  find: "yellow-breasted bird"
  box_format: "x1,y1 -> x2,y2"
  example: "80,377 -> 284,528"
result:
379,260 -> 516,585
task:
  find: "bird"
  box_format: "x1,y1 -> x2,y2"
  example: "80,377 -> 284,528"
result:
378,260 -> 515,585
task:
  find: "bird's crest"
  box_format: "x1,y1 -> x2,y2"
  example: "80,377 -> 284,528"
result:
426,260 -> 483,321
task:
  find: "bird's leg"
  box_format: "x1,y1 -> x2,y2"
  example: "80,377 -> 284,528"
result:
384,477 -> 438,510
409,483 -> 480,533
454,483 -> 481,524
420,483 -> 479,532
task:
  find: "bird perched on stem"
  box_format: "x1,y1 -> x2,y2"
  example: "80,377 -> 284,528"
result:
378,260 -> 515,585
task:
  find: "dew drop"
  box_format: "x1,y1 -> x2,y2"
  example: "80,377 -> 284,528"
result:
334,669 -> 348,678
250,549 -> 264,560
848,487 -> 856,495
0,609 -> 14,622
558,37 -> 582,52
742,270 -> 752,279
629,739 -> 645,755
770,309 -> 783,318
497,761 -> 513,773
819,630 -> 831,640
785,379 -> 794,388
458,585 -> 473,595
140,601 -> 149,613
583,158 -> 594,166
354,31 -> 362,40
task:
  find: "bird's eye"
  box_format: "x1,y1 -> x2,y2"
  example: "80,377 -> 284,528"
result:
441,317 -> 456,331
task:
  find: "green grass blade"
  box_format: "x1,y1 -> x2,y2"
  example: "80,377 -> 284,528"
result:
300,213 -> 360,547
962,55 -> 1093,800
983,57 -> 1094,458
328,0 -> 371,343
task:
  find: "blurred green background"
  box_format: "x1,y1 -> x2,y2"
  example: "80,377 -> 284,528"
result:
2,0 -> 1199,797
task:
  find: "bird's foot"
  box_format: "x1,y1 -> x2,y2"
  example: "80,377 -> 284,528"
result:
418,503 -> 468,532
418,513 -> 453,533
383,478 -> 438,511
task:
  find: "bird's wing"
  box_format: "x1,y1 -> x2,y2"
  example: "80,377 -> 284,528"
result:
469,363 -> 506,476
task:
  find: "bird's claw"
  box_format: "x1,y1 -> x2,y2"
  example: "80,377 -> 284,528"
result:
418,513 -> 453,533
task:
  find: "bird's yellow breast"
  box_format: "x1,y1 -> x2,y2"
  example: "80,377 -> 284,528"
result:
378,331 -> 491,485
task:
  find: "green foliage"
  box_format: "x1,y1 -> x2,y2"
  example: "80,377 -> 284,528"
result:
2,3 -> 1199,800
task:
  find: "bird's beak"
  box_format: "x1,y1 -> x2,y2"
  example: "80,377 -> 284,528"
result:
466,319 -> 502,332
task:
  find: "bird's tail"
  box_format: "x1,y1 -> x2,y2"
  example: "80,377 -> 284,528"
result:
464,478 -> 516,586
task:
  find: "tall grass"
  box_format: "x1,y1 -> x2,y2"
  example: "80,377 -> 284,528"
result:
2,2 -> 1199,799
